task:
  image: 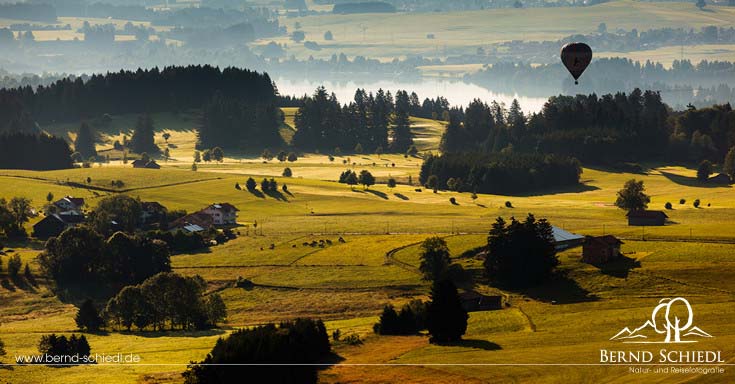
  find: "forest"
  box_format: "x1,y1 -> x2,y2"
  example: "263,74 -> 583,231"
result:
0,65 -> 280,136
437,89 -> 734,164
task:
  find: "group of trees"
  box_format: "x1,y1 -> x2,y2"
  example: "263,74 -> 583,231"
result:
38,227 -> 171,291
0,132 -> 73,170
197,91 -> 283,150
292,88 -> 414,153
374,280 -> 468,343
0,196 -> 33,238
373,300 -> 426,335
37,334 -> 91,365
183,318 -> 329,384
420,153 -> 581,195
338,169 -> 375,189
104,272 -> 226,332
670,103 -> 735,163
484,214 -> 558,288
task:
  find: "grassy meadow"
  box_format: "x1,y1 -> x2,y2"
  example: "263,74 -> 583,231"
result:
1,111 -> 735,383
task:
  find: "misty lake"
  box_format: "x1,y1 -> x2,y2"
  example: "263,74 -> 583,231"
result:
275,77 -> 548,113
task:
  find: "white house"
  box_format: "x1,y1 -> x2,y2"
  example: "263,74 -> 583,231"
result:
201,203 -> 239,226
53,196 -> 85,214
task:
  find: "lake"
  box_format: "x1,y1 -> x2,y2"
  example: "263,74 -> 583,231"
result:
274,77 -> 548,113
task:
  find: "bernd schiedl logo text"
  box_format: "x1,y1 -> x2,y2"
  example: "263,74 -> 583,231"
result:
599,298 -> 724,365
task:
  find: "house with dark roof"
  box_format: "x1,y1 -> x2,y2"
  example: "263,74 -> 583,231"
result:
53,196 -> 85,214
201,203 -> 239,225
582,235 -> 623,264
33,211 -> 84,239
626,210 -> 668,226
132,159 -> 161,169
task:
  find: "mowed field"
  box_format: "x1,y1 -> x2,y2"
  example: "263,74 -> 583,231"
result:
2,113 -> 735,383
257,1 -> 735,62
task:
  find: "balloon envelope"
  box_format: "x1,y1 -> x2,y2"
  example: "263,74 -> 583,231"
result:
560,42 -> 592,83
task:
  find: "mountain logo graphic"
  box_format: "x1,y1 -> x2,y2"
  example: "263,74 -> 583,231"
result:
610,297 -> 713,343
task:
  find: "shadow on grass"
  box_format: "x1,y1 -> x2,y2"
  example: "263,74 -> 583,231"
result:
659,171 -> 728,188
247,189 -> 265,199
596,255 -> 641,278
10,276 -> 37,293
438,339 -> 501,351
123,328 -> 227,338
512,183 -> 600,197
364,189 -> 388,200
1,278 -> 16,292
517,271 -> 598,304
264,189 -> 289,202
394,193 -> 409,200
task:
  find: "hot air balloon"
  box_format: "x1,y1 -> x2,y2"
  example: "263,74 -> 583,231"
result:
560,42 -> 592,84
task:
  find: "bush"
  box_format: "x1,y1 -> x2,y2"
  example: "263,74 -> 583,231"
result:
665,202 -> 672,210
283,167 -> 293,177
343,334 -> 362,345
505,201 -> 513,208
679,198 -> 686,204
449,197 -> 457,205
694,199 -> 701,208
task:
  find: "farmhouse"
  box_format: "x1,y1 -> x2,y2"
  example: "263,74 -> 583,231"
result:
582,235 -> 623,264
459,290 -> 503,312
33,211 -> 84,239
626,210 -> 668,226
170,211 -> 213,232
52,196 -> 85,213
201,203 -> 239,226
131,159 -> 161,169
551,226 -> 585,250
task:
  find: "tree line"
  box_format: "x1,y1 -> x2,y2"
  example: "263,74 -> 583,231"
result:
0,132 -> 73,170
292,87 -> 414,153
420,152 -> 581,195
436,89 -> 735,166
0,65 -> 278,129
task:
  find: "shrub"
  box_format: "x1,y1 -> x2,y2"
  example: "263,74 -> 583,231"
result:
449,197 -> 457,205
343,334 -> 363,345
679,198 -> 686,205
505,201 -> 513,208
665,202 -> 672,210
283,167 -> 293,177
694,199 -> 701,208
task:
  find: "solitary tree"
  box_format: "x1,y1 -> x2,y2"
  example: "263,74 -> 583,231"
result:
418,237 -> 451,281
46,192 -> 54,203
75,299 -> 104,332
358,170 -> 375,189
387,177 -> 397,190
193,150 -> 202,163
283,167 -> 293,177
615,179 -> 650,212
697,160 -> 713,182
162,132 -> 171,142
426,280 -> 467,343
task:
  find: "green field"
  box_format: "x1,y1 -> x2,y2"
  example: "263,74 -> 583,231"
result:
2,112 -> 735,383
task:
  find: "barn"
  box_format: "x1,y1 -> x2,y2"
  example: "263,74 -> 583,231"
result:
626,210 -> 667,226
582,235 -> 623,264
